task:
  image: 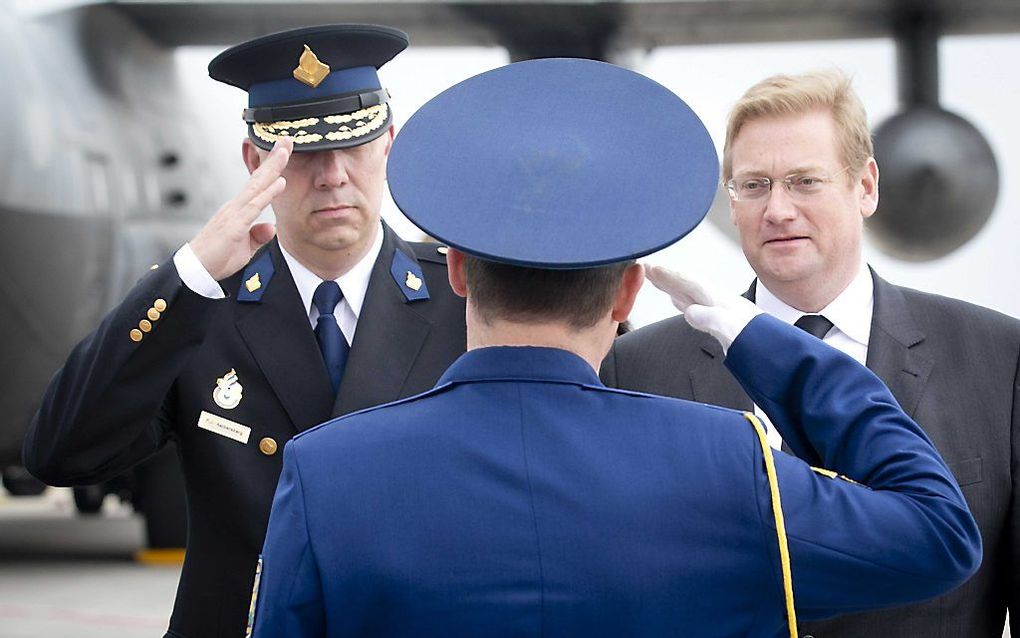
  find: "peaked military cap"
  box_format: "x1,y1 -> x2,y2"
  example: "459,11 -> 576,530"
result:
208,24 -> 408,152
387,58 -> 719,269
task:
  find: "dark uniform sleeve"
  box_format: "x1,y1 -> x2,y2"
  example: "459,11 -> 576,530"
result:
251,441 -> 325,637
727,314 -> 982,621
22,260 -> 220,485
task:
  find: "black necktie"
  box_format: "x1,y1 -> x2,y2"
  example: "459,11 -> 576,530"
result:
794,314 -> 834,340
312,281 -> 349,393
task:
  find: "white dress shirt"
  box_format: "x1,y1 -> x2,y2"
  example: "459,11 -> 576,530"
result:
171,222 -> 385,346
753,264 -> 875,449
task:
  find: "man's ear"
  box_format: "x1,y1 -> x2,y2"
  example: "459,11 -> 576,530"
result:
859,157 -> 880,219
446,248 -> 468,298
611,263 -> 645,323
241,138 -> 263,175
382,125 -> 395,157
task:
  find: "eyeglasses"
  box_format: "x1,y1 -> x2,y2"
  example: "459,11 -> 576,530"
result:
725,166 -> 852,203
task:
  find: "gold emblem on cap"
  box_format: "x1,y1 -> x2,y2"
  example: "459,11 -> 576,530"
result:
259,437 -> 278,456
293,44 -> 330,88
213,368 -> 244,410
245,273 -> 262,293
405,271 -> 422,291
436,246 -> 449,256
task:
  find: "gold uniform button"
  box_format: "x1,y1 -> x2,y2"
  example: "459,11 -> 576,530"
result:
149,264 -> 159,271
147,308 -> 161,321
259,437 -> 278,456
129,329 -> 143,342
139,319 -> 152,333
154,298 -> 168,312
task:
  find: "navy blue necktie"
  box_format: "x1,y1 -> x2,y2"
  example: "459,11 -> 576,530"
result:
313,281 -> 349,394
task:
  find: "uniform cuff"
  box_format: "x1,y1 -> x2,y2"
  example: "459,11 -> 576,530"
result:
173,244 -> 226,299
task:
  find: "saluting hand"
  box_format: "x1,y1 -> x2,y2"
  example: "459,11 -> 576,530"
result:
190,137 -> 293,281
645,265 -> 761,353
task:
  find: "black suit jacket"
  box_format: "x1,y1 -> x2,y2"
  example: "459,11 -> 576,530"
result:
23,224 -> 467,638
601,270 -> 1020,638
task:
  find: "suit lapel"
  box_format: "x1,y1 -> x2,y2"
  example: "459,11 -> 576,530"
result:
235,241 -> 335,431
866,270 -> 933,417
689,336 -> 753,411
334,225 -> 432,417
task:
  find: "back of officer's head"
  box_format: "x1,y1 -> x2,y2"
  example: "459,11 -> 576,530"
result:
462,257 -> 634,329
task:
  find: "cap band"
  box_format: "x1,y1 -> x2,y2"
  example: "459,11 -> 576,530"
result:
247,66 -> 381,107
243,89 -> 389,123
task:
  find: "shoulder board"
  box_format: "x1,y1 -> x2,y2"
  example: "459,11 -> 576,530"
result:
409,241 -> 451,265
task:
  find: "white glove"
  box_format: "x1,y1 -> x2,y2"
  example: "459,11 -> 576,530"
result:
645,265 -> 762,354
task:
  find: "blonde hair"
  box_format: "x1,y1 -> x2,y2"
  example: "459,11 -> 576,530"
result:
722,70 -> 872,180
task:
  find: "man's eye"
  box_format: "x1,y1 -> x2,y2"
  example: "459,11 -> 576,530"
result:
742,179 -> 766,191
794,176 -> 821,187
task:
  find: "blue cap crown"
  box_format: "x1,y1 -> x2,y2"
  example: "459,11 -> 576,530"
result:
387,58 -> 719,269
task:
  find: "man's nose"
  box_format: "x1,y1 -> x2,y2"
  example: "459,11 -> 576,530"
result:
761,183 -> 798,224
315,151 -> 350,189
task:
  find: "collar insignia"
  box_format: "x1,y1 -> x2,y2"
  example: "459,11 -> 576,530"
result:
245,273 -> 261,293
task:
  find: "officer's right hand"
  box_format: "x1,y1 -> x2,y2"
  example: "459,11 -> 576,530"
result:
189,137 -> 293,281
646,265 -> 762,353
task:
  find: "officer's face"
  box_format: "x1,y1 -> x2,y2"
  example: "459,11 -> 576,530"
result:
727,109 -> 878,303
246,128 -> 393,265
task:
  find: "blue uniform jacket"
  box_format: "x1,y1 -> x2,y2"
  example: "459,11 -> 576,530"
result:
252,315 -> 980,637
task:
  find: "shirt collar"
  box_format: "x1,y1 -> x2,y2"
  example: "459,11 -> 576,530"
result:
279,222 -> 384,319
755,263 -> 873,347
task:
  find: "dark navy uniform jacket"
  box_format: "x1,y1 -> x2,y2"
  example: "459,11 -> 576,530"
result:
252,314 -> 980,637
22,224 -> 466,638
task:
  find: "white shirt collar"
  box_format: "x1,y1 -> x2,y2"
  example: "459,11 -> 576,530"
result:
755,263 -> 874,347
279,222 -> 385,320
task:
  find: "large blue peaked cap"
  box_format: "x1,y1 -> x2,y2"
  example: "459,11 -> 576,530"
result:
387,58 -> 719,269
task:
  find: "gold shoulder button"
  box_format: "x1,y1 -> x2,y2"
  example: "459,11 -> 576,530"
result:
154,299 -> 168,312
129,329 -> 143,342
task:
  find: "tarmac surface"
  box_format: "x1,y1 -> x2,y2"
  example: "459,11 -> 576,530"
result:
0,488 -> 180,637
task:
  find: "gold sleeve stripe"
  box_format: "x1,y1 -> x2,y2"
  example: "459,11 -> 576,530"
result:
743,412 -> 798,638
810,465 -> 862,485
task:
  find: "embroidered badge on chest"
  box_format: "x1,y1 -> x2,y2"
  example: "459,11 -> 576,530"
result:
213,368 -> 244,410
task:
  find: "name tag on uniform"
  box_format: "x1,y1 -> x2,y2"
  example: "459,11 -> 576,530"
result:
197,410 -> 251,444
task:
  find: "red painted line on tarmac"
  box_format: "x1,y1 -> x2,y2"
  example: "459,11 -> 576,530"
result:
0,604 -> 167,629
